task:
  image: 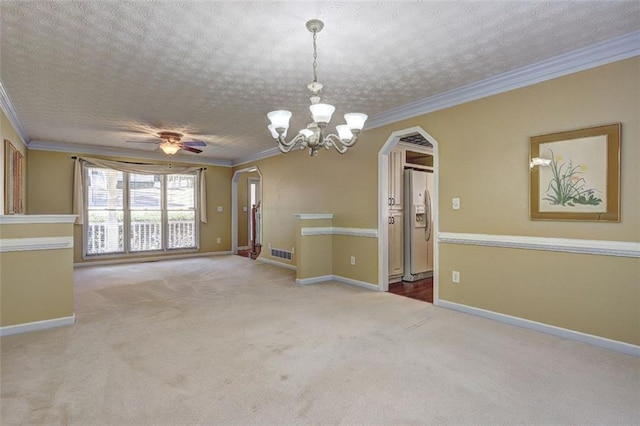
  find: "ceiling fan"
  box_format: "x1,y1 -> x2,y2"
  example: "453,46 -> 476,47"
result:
127,131 -> 206,155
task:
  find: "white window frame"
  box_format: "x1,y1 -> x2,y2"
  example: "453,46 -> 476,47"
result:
83,166 -> 200,258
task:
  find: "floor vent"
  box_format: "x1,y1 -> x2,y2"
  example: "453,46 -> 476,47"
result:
271,248 -> 293,261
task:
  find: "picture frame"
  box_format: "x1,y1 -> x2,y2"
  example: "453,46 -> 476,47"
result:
4,139 -> 25,215
530,123 -> 620,222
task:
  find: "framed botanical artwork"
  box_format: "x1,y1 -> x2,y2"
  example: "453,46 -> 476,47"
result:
4,139 -> 25,215
530,123 -> 620,222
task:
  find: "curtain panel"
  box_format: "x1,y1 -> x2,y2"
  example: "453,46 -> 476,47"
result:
73,157 -> 207,225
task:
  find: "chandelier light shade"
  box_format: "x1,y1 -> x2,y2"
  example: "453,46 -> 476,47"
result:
267,19 -> 368,156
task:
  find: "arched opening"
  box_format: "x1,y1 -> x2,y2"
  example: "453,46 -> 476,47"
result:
378,127 -> 440,305
231,166 -> 263,256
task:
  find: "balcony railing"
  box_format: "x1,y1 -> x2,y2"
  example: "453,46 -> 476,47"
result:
87,221 -> 195,254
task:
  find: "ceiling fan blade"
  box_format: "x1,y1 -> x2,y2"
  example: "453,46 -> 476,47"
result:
126,139 -> 159,143
183,140 -> 207,147
181,146 -> 203,154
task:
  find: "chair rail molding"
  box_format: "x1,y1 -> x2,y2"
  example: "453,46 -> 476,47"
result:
0,214 -> 77,224
0,236 -> 74,253
438,232 -> 640,258
301,227 -> 378,238
294,213 -> 334,220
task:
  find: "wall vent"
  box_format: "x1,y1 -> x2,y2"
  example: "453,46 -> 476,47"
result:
399,133 -> 433,147
271,247 -> 293,261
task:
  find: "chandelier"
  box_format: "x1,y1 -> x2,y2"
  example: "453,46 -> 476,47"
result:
267,19 -> 368,156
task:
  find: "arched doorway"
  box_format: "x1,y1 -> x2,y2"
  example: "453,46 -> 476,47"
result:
231,166 -> 263,255
377,126 -> 440,305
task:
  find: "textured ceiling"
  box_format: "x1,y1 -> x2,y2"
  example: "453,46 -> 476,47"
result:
1,1 -> 639,162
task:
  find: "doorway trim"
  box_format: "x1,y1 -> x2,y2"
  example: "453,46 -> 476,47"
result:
247,177 -> 261,248
377,126 -> 440,305
231,166 -> 263,254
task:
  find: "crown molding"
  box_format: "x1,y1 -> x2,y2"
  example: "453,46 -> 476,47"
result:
366,30 -> 640,130
0,80 -> 29,145
2,32 -> 638,163
28,140 -> 233,167
232,147 -> 282,167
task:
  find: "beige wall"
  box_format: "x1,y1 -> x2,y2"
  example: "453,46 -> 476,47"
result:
0,221 -> 74,327
12,58 -> 639,345
296,219 -> 333,280
1,109 -> 28,214
238,58 -> 640,345
26,150 -> 233,263
234,142 -> 378,274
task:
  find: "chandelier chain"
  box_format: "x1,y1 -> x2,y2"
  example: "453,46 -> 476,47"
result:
266,19 -> 367,156
312,29 -> 318,83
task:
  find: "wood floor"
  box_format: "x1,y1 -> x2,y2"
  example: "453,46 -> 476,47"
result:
388,277 -> 433,303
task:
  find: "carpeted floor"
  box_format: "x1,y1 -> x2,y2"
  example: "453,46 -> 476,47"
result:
1,256 -> 639,425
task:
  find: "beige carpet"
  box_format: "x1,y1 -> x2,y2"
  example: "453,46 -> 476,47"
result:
1,256 -> 639,425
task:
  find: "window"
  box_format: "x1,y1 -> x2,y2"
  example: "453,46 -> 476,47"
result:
85,166 -> 198,256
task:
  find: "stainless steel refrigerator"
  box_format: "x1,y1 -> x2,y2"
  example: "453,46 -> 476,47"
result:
403,169 -> 434,281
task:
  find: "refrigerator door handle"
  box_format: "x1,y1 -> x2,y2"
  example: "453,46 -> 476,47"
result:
424,189 -> 432,241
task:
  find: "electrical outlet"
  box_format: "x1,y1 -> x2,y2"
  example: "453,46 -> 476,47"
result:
350,256 -> 356,266
216,237 -> 221,244
217,206 -> 223,212
452,271 -> 460,283
452,197 -> 461,210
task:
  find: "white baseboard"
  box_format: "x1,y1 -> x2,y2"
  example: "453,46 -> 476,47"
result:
0,314 -> 76,337
296,274 -> 379,291
296,275 -> 333,285
258,257 -> 297,271
438,300 -> 639,357
75,251 -> 233,267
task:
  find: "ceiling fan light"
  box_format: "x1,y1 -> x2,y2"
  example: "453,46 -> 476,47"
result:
336,125 -> 353,141
159,141 -> 180,155
344,113 -> 368,131
267,110 -> 292,132
309,103 -> 335,124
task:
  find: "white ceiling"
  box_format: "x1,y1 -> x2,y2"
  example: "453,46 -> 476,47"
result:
1,1 -> 639,164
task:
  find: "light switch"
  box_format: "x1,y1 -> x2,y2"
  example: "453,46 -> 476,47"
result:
217,206 -> 223,212
242,206 -> 248,212
452,197 -> 460,210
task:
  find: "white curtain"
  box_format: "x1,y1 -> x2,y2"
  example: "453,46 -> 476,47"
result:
73,158 -> 84,224
199,168 -> 207,223
73,156 -> 207,224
